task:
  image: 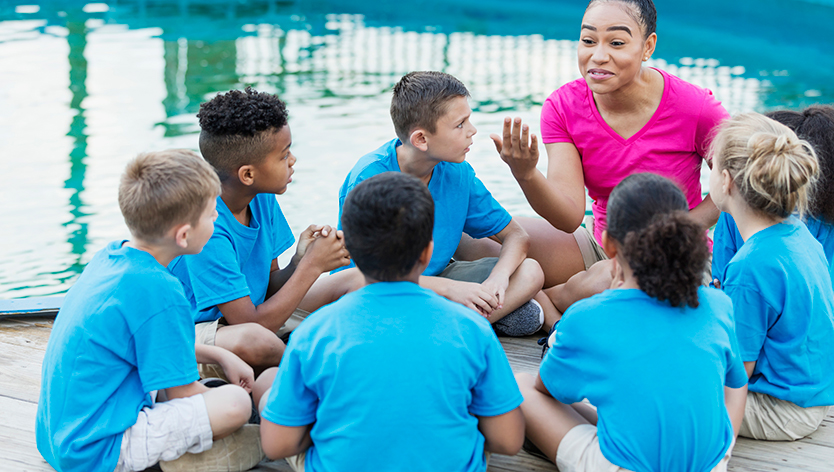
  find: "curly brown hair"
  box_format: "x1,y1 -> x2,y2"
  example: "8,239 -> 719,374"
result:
607,173 -> 709,308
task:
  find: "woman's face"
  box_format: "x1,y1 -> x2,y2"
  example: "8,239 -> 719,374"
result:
578,2 -> 654,95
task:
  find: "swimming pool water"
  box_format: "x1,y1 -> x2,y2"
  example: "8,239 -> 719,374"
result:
1,0 -> 832,298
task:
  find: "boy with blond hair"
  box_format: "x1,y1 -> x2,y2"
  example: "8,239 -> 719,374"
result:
337,71 -> 556,335
37,150 -> 265,472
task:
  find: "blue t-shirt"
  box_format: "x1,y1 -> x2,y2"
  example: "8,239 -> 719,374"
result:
336,139 -> 512,276
169,194 -> 295,323
541,287 -> 747,472
723,217 -> 834,407
712,212 -> 834,288
261,281 -> 523,472
36,241 -> 199,472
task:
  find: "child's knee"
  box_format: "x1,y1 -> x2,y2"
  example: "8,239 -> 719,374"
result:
514,372 -> 536,392
514,258 -> 545,291
205,384 -> 251,429
231,324 -> 285,365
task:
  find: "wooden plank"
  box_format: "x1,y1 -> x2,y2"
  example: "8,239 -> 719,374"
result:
0,297 -> 62,320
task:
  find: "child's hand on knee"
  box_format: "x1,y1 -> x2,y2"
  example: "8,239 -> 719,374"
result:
481,274 -> 510,309
218,350 -> 255,393
445,280 -> 499,317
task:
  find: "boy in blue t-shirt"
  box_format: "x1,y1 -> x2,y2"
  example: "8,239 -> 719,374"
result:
170,89 -> 362,378
337,71 -> 557,337
37,150 -> 266,472
259,172 -> 525,472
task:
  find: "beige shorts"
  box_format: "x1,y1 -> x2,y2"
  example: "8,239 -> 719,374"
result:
556,424 -> 732,472
739,391 -> 831,441
194,309 -> 309,380
114,394 -> 213,472
572,226 -> 608,271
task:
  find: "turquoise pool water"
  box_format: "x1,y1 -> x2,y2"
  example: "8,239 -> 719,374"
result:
1,0 -> 833,298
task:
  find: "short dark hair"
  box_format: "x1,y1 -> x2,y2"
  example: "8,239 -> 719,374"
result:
390,71 -> 470,142
607,173 -> 708,308
767,105 -> 834,223
197,87 -> 288,180
341,172 -> 434,281
586,0 -> 657,39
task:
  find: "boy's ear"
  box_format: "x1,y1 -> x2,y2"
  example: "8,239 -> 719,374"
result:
409,129 -> 429,152
601,230 -> 618,259
417,240 -> 434,268
173,223 -> 192,249
238,165 -> 256,187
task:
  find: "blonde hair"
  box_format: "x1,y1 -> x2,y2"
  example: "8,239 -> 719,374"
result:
119,149 -> 221,241
711,112 -> 819,218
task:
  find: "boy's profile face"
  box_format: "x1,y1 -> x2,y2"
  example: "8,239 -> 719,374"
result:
186,197 -> 218,254
424,96 -> 477,164
253,125 -> 295,195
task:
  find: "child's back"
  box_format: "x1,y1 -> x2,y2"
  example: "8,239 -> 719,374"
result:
38,241 -> 198,471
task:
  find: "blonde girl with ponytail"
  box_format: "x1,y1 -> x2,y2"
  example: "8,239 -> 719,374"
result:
709,112 -> 834,441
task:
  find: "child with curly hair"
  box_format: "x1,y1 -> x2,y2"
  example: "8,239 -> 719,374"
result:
170,88 -> 363,379
516,173 -> 747,472
709,113 -> 834,441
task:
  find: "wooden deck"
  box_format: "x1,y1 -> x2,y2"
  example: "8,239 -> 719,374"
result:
1,316 -> 832,472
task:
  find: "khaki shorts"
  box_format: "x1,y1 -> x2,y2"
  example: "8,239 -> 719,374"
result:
114,394 -> 213,472
284,449 -> 491,472
439,257 -> 498,283
572,226 -> 608,271
739,391 -> 831,441
194,309 -> 310,380
556,424 -> 732,472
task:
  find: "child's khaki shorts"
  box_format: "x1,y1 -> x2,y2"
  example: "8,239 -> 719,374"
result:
572,226 -> 608,271
739,391 -> 830,441
114,394 -> 213,472
556,424 -> 732,472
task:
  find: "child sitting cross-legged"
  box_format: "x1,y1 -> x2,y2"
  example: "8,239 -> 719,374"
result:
517,173 -> 748,472
709,113 -> 834,441
37,150 -> 272,472
337,71 -> 559,336
259,171 -> 526,472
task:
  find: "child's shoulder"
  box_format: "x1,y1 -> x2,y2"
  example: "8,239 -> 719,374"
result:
342,139 -> 401,190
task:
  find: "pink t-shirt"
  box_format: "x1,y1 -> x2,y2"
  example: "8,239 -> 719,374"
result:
540,68 -> 729,244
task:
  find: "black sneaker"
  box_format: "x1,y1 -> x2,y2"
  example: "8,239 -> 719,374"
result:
493,299 -> 544,337
522,437 -> 551,463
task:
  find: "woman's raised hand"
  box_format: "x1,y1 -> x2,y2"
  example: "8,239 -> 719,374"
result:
491,117 -> 540,182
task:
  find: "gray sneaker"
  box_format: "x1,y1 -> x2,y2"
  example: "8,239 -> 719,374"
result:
493,299 -> 544,337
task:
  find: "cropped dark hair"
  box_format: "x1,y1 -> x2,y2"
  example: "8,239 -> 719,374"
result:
197,87 -> 288,180
341,172 -> 435,281
586,0 -> 657,39
767,105 -> 834,223
391,71 -> 469,143
607,173 -> 709,308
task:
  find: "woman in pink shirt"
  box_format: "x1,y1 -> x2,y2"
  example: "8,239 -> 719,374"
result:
462,0 -> 727,312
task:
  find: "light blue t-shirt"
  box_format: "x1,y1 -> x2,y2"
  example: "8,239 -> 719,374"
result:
169,194 -> 295,323
261,281 -> 523,472
723,216 -> 834,407
36,241 -> 199,472
336,139 -> 512,276
712,212 -> 834,288
541,287 -> 747,472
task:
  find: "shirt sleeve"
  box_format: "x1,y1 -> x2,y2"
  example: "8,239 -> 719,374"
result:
723,282 -> 776,362
540,94 -> 573,144
462,173 -> 512,239
260,341 -> 319,426
133,303 -> 199,393
695,89 -> 730,158
186,232 -> 251,311
538,313 -> 590,405
711,213 -> 742,288
469,332 -> 524,417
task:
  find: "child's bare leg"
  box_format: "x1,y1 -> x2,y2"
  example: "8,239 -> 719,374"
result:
202,384 -> 252,439
253,367 -> 279,412
487,258 -> 543,323
214,323 -> 285,375
297,267 -> 366,312
456,217 -> 586,288
544,259 -> 614,313
515,372 -> 589,463
535,291 -> 562,332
